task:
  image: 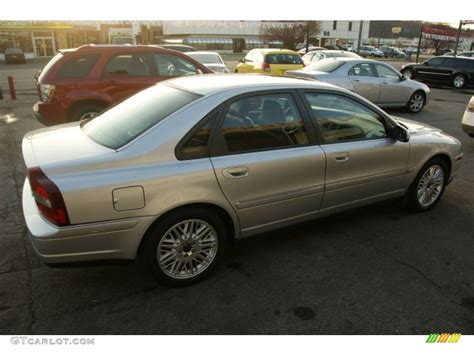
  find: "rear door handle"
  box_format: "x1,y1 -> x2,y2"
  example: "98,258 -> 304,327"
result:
334,153 -> 349,162
222,166 -> 249,179
352,79 -> 360,82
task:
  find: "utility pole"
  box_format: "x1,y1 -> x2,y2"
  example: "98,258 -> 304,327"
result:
416,22 -> 423,63
356,21 -> 363,54
305,21 -> 310,54
454,20 -> 463,56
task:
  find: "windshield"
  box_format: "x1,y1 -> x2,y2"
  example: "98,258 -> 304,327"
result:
83,84 -> 200,149
187,53 -> 222,64
305,59 -> 345,72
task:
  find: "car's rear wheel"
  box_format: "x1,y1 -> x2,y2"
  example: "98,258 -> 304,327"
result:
402,68 -> 414,80
143,207 -> 227,286
70,102 -> 106,122
407,158 -> 448,212
406,91 -> 425,113
452,74 -> 466,89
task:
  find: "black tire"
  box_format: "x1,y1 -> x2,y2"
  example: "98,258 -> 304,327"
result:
142,207 -> 228,287
406,157 -> 448,212
406,91 -> 426,113
469,133 -> 474,138
70,102 -> 106,122
401,68 -> 414,80
452,73 -> 466,89
370,54 -> 375,58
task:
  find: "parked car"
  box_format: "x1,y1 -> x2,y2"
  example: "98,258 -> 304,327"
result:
380,46 -> 406,58
4,47 -> 26,64
443,51 -> 474,58
157,44 -> 197,53
285,58 -> 430,113
185,51 -> 229,73
461,96 -> 474,137
22,74 -> 462,286
401,56 -> 474,89
235,48 -> 304,75
302,50 -> 360,66
357,46 -> 384,58
297,46 -> 325,55
33,44 -> 211,126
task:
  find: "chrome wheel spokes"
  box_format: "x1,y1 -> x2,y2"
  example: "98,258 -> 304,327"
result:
417,165 -> 445,207
157,219 -> 218,279
410,94 -> 424,112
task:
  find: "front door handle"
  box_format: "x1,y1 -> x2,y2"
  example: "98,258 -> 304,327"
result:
352,79 -> 360,82
222,166 -> 249,179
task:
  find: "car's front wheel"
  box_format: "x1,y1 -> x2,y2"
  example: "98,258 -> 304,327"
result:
143,207 -> 227,286
406,91 -> 426,113
407,158 -> 448,212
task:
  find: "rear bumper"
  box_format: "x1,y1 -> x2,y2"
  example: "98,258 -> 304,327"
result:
22,179 -> 156,263
33,101 -> 69,126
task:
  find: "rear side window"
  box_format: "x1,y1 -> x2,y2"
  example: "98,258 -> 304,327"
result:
57,53 -> 100,78
83,84 -> 200,149
104,53 -> 151,76
178,110 -> 219,160
265,54 -> 303,65
443,58 -> 456,67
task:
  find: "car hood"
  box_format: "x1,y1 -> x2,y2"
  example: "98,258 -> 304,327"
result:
204,64 -> 228,72
393,116 -> 442,134
22,123 -> 114,168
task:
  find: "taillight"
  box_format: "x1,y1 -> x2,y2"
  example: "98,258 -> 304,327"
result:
28,167 -> 70,226
40,84 -> 55,102
262,62 -> 271,72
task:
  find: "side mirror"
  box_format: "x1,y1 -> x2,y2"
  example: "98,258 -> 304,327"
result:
392,125 -> 409,142
196,69 -> 203,75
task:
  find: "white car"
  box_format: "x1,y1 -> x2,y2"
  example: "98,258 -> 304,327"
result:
461,96 -> 474,137
185,51 -> 229,73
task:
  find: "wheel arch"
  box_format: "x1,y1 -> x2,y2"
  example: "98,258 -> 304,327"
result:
136,202 -> 238,261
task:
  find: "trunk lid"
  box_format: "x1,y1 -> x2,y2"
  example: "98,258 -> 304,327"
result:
22,123 -> 114,168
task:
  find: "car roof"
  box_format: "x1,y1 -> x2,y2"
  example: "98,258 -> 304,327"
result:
186,51 -> 221,56
167,73 -> 340,96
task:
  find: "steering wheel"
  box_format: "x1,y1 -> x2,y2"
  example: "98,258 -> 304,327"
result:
365,129 -> 385,139
167,64 -> 177,75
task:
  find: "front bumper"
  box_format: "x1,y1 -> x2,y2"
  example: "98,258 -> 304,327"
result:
461,110 -> 474,135
22,179 -> 156,264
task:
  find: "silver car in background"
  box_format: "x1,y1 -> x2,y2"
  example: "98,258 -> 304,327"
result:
302,50 -> 361,66
185,51 -> 229,73
22,74 -> 462,286
285,58 -> 431,113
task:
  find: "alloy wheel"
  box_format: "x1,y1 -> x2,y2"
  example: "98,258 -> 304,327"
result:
409,93 -> 425,112
157,219 -> 218,280
416,165 -> 445,208
453,75 -> 465,88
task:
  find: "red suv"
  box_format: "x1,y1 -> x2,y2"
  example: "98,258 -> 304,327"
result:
34,45 -> 212,125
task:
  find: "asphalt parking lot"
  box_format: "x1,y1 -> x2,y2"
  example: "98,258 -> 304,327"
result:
0,67 -> 473,335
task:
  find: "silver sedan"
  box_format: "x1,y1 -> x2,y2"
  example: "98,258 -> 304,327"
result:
285,58 -> 431,113
22,74 -> 462,286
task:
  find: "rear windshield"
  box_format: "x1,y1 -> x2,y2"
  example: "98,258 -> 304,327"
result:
187,53 -> 222,64
265,53 -> 303,65
39,53 -> 64,81
305,59 -> 345,73
83,84 -> 200,149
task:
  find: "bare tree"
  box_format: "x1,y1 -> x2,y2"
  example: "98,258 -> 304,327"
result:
261,21 -> 320,50
422,38 -> 453,54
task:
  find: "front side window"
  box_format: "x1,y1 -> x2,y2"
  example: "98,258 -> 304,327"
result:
425,57 -> 444,66
104,53 -> 151,76
57,53 -> 100,78
83,84 -> 199,149
221,93 -> 309,153
374,64 -> 400,79
153,54 -> 197,77
304,93 -> 387,143
348,63 -> 376,77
